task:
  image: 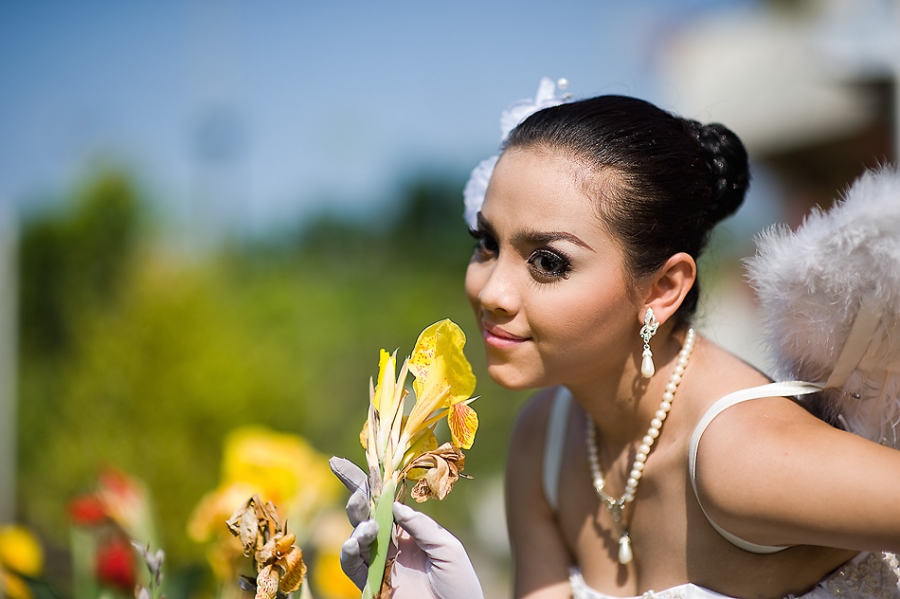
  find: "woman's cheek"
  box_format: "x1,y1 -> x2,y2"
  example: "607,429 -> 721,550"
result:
464,262 -> 486,311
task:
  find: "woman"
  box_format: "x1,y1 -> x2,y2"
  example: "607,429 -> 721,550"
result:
336,83 -> 900,599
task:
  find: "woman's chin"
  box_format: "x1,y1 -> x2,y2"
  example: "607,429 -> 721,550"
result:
485,362 -> 542,391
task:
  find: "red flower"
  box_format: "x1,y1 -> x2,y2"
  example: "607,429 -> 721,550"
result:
95,536 -> 136,593
98,468 -> 138,501
68,495 -> 107,526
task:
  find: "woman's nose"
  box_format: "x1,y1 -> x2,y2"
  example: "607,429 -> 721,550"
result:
476,260 -> 520,315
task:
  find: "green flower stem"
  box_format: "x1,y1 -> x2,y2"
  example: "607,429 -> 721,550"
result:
70,527 -> 98,599
363,477 -> 397,599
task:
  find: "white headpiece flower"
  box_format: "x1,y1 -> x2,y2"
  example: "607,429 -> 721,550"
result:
463,77 -> 573,229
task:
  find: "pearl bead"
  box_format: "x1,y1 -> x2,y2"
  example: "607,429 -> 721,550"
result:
638,443 -> 651,454
655,409 -> 667,420
647,428 -> 659,439
635,453 -> 647,463
633,461 -> 644,472
618,535 -> 633,564
641,354 -> 655,378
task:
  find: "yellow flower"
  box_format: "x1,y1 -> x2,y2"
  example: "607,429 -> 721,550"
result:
405,319 -> 478,450
0,525 -> 43,599
354,319 -> 480,598
308,510 -> 360,599
313,551 -> 360,599
362,319 -> 478,480
353,319 -> 480,598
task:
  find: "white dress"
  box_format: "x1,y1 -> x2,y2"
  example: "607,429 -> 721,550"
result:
542,386 -> 900,599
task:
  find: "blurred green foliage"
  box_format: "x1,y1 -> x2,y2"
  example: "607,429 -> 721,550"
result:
16,170 -> 527,578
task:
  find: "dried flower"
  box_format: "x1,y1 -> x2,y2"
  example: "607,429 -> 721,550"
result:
226,496 -> 306,599
405,443 -> 467,502
189,428 -> 340,588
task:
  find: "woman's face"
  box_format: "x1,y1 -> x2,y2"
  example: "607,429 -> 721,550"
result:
464,146 -> 639,391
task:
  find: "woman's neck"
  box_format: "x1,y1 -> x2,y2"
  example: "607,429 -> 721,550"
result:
570,326 -> 694,450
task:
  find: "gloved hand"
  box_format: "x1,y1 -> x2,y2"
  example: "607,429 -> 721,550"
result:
329,457 -> 485,599
329,456 -> 374,589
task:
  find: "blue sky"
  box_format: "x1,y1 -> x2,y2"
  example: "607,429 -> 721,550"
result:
0,0 -> 750,235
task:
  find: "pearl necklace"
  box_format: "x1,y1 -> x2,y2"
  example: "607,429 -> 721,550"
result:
586,328 -> 696,565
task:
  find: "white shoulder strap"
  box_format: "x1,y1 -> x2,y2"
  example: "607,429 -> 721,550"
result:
688,381 -> 823,553
542,386 -> 573,513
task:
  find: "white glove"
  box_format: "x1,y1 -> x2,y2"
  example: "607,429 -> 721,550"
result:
330,457 -> 485,599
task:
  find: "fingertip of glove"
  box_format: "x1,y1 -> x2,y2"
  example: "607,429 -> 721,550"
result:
354,519 -> 378,542
392,502 -> 414,522
330,456 -> 368,491
341,537 -> 361,557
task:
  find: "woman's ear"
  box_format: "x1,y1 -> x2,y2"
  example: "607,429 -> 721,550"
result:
641,252 -> 697,325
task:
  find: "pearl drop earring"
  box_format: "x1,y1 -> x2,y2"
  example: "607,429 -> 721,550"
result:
640,308 -> 659,378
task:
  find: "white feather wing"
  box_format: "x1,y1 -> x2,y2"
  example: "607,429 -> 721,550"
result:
745,165 -> 900,447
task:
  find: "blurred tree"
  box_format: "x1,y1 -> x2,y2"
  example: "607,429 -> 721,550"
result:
19,173 -> 140,358
15,168 -> 526,592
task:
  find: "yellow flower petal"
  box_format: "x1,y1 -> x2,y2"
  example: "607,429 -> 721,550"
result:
409,320 -> 475,403
371,350 -> 396,414
221,427 -> 341,513
406,320 -> 476,436
312,551 -> 360,599
0,526 -> 43,577
403,429 -> 439,481
359,419 -> 369,449
1,571 -> 33,599
448,402 -> 479,450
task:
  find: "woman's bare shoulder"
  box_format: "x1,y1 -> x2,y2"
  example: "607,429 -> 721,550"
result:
506,386 -> 577,596
694,382 -> 900,551
664,335 -> 769,431
508,386 -> 561,451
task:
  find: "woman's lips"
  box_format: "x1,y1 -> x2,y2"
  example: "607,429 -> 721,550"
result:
482,323 -> 529,349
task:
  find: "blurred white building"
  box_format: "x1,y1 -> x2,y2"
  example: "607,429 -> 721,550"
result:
657,0 -> 900,372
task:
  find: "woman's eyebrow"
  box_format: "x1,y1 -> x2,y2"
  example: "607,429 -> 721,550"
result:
474,213 -> 500,241
476,213 -> 593,251
513,229 -> 594,251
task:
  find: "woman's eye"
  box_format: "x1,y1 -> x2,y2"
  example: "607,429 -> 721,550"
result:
529,249 -> 571,278
469,229 -> 498,257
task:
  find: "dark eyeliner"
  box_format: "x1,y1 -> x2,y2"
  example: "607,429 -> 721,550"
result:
529,247 -> 572,279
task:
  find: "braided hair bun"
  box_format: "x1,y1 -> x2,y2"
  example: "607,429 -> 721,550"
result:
686,121 -> 750,226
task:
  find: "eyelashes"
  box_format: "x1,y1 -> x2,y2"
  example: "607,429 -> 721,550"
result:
469,228 -> 573,280
529,248 -> 572,279
469,228 -> 498,257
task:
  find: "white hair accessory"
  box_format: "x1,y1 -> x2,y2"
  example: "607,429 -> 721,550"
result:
463,77 -> 572,228
745,165 -> 900,447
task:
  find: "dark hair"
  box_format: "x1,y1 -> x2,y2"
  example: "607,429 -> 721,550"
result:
504,95 -> 750,324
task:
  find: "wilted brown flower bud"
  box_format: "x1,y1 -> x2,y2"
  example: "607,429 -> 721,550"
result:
404,443 -> 466,502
